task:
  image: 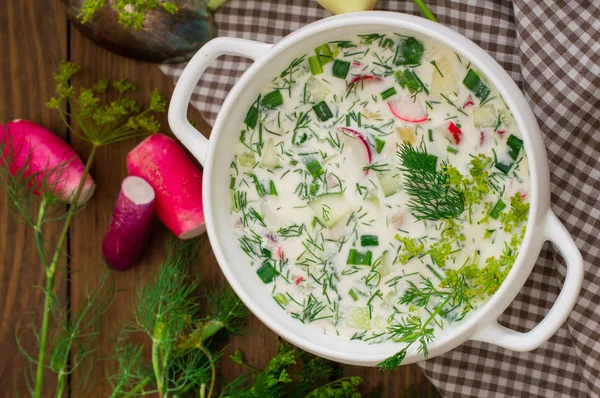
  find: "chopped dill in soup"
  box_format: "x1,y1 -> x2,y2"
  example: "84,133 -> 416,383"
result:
229,32 -> 530,368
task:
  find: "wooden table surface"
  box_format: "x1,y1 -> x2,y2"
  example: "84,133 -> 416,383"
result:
0,1 -> 439,396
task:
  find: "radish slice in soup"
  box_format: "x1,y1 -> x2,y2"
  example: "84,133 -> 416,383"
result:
347,75 -> 383,90
387,96 -> 428,123
338,127 -> 371,173
447,121 -> 463,145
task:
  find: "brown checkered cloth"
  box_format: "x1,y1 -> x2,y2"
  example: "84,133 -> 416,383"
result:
160,1 -> 600,396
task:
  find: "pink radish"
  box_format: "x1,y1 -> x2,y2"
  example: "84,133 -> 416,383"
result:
102,176 -> 155,270
387,96 -> 428,123
126,134 -> 205,239
463,95 -> 475,109
480,131 -> 485,147
338,127 -> 372,173
347,75 -> 383,90
0,119 -> 95,204
447,122 -> 463,145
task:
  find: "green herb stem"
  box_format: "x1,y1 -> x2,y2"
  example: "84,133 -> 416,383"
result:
152,335 -> 164,398
413,0 -> 438,22
34,144 -> 99,398
199,345 -> 216,398
118,376 -> 153,398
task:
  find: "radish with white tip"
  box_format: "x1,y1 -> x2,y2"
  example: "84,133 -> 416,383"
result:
126,134 -> 205,239
102,176 -> 155,270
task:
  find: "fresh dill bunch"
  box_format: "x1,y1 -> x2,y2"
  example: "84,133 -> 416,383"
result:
47,61 -> 166,146
110,239 -> 249,398
134,240 -> 201,345
78,0 -> 179,29
397,142 -> 465,221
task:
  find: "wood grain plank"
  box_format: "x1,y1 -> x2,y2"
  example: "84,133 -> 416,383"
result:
67,28 -> 279,396
341,363 -> 440,397
0,0 -> 68,395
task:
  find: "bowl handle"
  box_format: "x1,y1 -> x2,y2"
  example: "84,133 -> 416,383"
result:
470,210 -> 583,351
168,38 -> 273,166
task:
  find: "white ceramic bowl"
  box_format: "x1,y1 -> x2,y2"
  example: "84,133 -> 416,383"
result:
169,12 -> 584,366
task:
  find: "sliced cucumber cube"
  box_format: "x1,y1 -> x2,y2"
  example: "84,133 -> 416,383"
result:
377,171 -> 402,197
473,105 -> 497,127
260,138 -> 279,168
308,193 -> 353,228
238,152 -> 256,168
306,76 -> 330,102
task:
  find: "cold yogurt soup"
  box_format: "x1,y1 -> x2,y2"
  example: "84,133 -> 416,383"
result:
229,32 -> 530,364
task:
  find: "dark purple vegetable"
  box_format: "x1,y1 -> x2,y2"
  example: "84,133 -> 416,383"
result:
102,176 -> 155,270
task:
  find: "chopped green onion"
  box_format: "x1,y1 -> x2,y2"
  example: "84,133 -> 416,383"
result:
349,288 -> 359,302
332,59 -> 351,79
315,43 -> 333,65
308,55 -> 323,75
380,87 -> 397,100
261,247 -> 272,258
447,146 -> 458,154
375,138 -> 385,154
274,293 -> 288,306
507,134 -> 524,160
261,90 -> 283,109
312,101 -> 333,121
244,106 -> 258,129
495,161 -> 513,174
463,69 -> 490,101
292,130 -> 308,145
304,157 -> 325,178
347,249 -> 372,266
484,229 -> 496,238
257,261 -> 278,283
360,235 -> 379,246
395,69 -> 421,93
269,180 -> 278,196
489,199 -> 507,219
428,129 -> 433,142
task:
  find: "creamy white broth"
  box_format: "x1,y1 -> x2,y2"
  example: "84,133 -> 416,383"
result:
229,33 -> 530,345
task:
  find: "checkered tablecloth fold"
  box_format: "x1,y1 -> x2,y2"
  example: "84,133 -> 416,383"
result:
160,1 -> 600,396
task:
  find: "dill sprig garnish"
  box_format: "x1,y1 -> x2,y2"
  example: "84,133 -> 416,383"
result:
381,224 -> 527,371
397,142 -> 465,220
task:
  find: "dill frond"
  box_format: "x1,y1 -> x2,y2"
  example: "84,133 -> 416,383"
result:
47,61 -> 167,147
397,142 -> 465,220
